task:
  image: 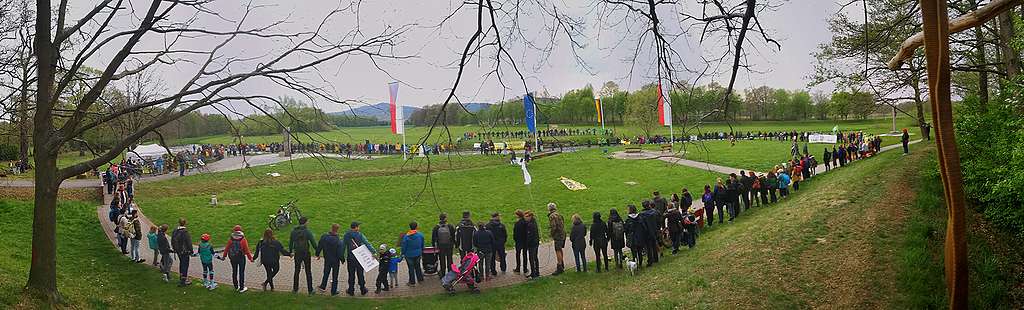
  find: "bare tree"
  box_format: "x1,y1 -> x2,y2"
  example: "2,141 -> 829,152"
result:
25,0 -> 407,302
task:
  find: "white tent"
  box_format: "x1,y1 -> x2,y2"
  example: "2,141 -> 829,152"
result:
127,144 -> 166,162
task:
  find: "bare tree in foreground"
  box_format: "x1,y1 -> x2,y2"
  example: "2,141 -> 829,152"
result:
26,0 -> 406,302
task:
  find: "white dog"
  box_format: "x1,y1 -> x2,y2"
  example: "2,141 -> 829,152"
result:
625,256 -> 638,276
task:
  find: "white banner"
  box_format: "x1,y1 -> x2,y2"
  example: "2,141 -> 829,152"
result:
808,134 -> 838,144
352,244 -> 379,272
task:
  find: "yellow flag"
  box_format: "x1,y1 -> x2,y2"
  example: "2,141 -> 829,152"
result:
594,98 -> 603,123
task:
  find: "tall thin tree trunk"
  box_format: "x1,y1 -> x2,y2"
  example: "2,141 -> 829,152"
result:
26,0 -> 61,303
976,26 -> 989,110
998,11 -> 1019,79
18,80 -> 30,165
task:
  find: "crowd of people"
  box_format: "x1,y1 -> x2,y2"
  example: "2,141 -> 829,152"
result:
103,126 -> 904,299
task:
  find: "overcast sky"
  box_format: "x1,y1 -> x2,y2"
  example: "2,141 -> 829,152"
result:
76,0 -> 849,114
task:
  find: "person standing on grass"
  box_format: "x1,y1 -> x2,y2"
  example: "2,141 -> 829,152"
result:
512,210 -> 528,274
547,203 -> 567,275
223,225 -> 254,293
289,217 -> 317,294
524,210 -> 541,279
170,218 -> 193,287
197,233 -> 217,290
681,188 -> 694,210
778,169 -> 791,198
607,209 -> 626,269
254,228 -> 291,291
739,171 -> 752,211
625,205 -> 646,268
725,176 -> 740,222
455,211 -> 476,258
640,201 -> 661,265
400,221 -> 425,286
824,147 -> 832,171
486,212 -> 508,275
767,171 -> 779,203
702,185 -> 716,227
432,213 -> 456,278
758,173 -> 770,205
157,224 -> 174,283
341,221 -> 375,296
315,223 -> 342,296
665,202 -> 684,255
589,211 -> 609,272
472,222 -> 496,280
901,128 -> 910,154
569,214 -> 588,273
147,226 -> 160,267
748,171 -> 762,207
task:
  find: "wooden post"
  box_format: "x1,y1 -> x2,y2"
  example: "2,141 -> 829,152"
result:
919,0 -> 969,308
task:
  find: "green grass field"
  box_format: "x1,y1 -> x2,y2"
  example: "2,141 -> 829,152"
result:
139,148 -> 724,245
11,142 -> 1007,309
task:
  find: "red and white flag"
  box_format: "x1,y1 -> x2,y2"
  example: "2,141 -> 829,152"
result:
657,81 -> 672,126
388,82 -> 404,134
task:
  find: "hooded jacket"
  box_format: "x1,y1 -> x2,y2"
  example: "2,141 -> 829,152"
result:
607,211 -> 625,250
513,218 -> 528,249
455,218 -> 476,252
486,219 -> 507,250
316,231 -> 341,262
525,217 -> 540,248
254,238 -> 290,265
625,213 -> 646,247
472,228 -> 494,253
171,226 -> 193,255
589,213 -> 608,249
401,230 -> 424,258
569,222 -> 587,251
289,224 -> 317,255
223,231 -> 253,261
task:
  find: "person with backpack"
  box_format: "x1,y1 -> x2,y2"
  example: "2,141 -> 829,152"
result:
486,212 -> 508,275
222,225 -> 254,292
197,233 -> 218,290
589,211 -> 609,272
127,210 -> 144,263
340,221 -> 375,296
664,202 -> 684,255
454,211 -> 476,258
289,217 -> 317,294
431,213 -> 456,278
147,226 -> 159,267
170,218 -> 193,287
524,210 -> 541,279
512,210 -> 528,274
315,223 -> 343,296
607,209 -> 626,269
157,224 -> 174,283
569,214 -> 587,273
400,221 -> 425,286
254,228 -> 291,291
547,203 -> 566,276
473,222 -> 495,280
625,205 -> 646,268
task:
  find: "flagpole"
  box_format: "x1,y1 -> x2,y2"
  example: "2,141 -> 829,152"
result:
402,131 -> 407,161
533,96 -> 540,153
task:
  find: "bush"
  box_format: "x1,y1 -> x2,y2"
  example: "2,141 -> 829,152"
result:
0,144 -> 17,161
954,97 -> 1024,236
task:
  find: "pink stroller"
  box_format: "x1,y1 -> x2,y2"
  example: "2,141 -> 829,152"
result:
442,251 -> 481,294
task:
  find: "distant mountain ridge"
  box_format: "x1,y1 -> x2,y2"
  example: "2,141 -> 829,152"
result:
330,102 -> 492,120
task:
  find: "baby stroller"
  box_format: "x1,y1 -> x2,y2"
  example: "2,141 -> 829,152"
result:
442,251 -> 481,295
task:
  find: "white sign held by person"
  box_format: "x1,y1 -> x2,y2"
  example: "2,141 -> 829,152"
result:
352,244 -> 379,272
808,134 -> 838,144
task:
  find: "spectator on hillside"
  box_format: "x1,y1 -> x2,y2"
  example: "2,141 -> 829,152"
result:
157,224 -> 174,283
665,202 -> 684,255
524,210 -> 541,279
147,226 -> 159,267
316,223 -> 342,296
713,179 -> 728,224
223,225 -> 254,293
607,209 -> 626,269
400,221 -> 425,286
289,217 -> 317,294
569,214 -> 587,273
127,210 -> 143,263
625,205 -> 646,268
589,211 -> 609,273
902,128 -> 910,154
455,211 -> 476,258
547,203 -> 567,276
473,222 -> 495,280
254,228 -> 291,291
640,201 -> 661,265
170,218 -> 193,287
512,210 -> 528,274
432,213 -> 456,277
341,221 -> 375,296
197,233 -> 217,290
702,185 -> 716,227
486,212 -> 508,275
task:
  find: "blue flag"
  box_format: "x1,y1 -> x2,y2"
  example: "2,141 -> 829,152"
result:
524,93 -> 536,133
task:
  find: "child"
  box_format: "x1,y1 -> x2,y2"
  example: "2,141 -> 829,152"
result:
147,226 -> 159,266
198,233 -> 218,290
388,249 -> 401,289
375,244 -> 392,294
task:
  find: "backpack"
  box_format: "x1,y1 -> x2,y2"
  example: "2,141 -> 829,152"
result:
229,239 -> 243,258
108,205 -> 119,223
436,225 -> 452,247
610,221 -> 625,241
292,228 -> 308,251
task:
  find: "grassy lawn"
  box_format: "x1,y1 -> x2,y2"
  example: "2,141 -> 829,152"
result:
140,148 -> 724,246
169,117 -> 920,146
3,139 -> 952,309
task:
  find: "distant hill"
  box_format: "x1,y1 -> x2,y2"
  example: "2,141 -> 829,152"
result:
330,102 -> 421,121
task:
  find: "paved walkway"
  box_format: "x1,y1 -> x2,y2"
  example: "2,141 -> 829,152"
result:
95,139 -> 925,298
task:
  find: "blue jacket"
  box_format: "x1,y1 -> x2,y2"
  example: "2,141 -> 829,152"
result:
779,173 -> 791,189
400,231 -> 425,258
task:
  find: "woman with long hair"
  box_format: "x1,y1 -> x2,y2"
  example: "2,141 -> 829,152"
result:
253,228 -> 291,291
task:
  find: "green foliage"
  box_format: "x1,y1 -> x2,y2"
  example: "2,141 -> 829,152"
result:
0,144 -> 16,161
954,96 -> 1024,236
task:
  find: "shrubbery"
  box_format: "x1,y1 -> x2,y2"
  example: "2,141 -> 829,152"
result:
0,144 -> 17,161
954,95 -> 1024,236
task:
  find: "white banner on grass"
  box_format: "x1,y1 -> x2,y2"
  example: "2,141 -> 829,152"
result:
808,134 -> 838,144
352,244 -> 379,272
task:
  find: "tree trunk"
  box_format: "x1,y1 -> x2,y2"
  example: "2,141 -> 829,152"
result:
998,11 -> 1019,79
18,82 -> 30,165
911,73 -> 927,129
974,17 -> 989,110
26,0 -> 61,303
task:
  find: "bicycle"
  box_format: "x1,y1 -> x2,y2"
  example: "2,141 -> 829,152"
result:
267,200 -> 301,230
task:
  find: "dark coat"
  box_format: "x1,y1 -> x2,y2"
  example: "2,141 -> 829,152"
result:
430,222 -> 456,249
316,233 -> 342,262
607,219 -> 625,250
486,219 -> 508,250
472,229 -> 494,253
625,214 -> 646,248
455,219 -> 476,252
525,218 -> 540,248
157,232 -> 172,255
513,218 -> 528,249
569,222 -> 587,251
254,239 -> 290,265
665,208 -> 684,233
171,227 -> 192,255
589,219 -> 608,249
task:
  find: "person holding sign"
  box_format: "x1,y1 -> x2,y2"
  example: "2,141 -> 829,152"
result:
341,221 -> 376,296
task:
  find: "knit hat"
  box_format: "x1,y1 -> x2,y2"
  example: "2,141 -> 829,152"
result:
201,233 -> 211,241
